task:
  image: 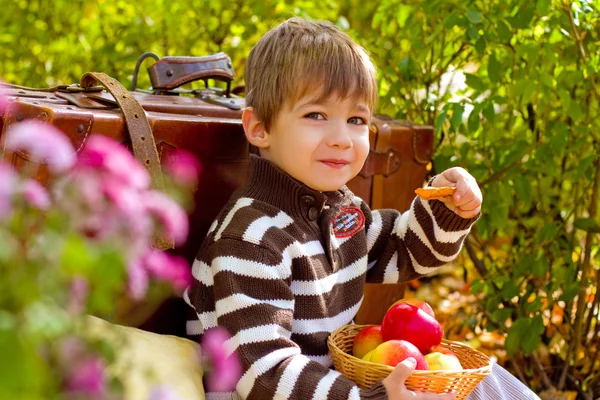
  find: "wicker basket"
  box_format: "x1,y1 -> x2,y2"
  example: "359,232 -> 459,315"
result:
328,324 -> 493,399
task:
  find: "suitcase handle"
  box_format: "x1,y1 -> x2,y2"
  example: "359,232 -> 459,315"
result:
146,52 -> 235,93
81,72 -> 173,250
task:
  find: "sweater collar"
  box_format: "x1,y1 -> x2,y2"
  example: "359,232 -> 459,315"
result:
240,155 -> 353,224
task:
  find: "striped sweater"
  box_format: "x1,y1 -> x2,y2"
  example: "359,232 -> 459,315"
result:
184,155 -> 478,399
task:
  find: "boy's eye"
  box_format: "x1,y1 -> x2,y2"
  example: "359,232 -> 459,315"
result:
348,117 -> 367,125
304,112 -> 325,120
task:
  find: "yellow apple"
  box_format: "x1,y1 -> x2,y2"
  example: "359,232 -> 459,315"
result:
424,352 -> 463,371
362,350 -> 374,362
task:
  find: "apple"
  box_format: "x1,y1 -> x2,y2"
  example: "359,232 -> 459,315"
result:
387,298 -> 435,318
362,350 -> 374,362
352,325 -> 384,359
369,340 -> 429,370
381,302 -> 443,355
430,345 -> 456,357
424,352 -> 463,371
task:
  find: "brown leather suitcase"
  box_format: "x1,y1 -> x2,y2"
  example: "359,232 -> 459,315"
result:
0,52 -> 433,333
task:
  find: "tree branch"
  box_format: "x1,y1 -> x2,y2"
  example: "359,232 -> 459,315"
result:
465,236 -> 487,277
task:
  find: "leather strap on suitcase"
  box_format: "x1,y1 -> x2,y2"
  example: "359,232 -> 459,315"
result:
80,72 -> 174,250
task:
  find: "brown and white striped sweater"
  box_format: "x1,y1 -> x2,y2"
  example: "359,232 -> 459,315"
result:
184,155 -> 478,400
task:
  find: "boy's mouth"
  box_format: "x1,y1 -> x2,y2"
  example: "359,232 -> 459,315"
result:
320,159 -> 349,169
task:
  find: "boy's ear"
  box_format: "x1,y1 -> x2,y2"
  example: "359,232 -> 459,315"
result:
242,107 -> 270,149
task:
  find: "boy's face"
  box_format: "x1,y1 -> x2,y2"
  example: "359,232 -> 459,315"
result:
258,94 -> 371,192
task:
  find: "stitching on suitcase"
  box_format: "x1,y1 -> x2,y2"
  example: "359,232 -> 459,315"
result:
75,115 -> 93,154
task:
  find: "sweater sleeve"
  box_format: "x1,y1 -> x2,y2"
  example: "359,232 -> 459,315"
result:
357,195 -> 479,284
206,237 -> 389,400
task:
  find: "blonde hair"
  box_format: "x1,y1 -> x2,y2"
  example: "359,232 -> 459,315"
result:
245,17 -> 378,131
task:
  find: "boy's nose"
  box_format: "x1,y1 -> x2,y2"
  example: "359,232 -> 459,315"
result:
325,125 -> 353,149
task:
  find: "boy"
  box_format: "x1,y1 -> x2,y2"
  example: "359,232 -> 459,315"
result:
185,17 -> 537,400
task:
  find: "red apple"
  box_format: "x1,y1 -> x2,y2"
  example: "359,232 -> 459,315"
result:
382,302 -> 443,354
430,345 -> 456,357
387,298 -> 435,318
369,340 -> 429,370
352,325 -> 384,359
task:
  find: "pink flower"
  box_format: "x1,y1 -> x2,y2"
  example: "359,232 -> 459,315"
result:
144,190 -> 189,246
143,251 -> 192,292
127,260 -> 149,300
164,150 -> 201,186
21,179 -> 50,210
64,355 -> 107,397
202,328 -> 243,393
0,162 -> 17,218
77,135 -> 150,190
3,121 -> 76,173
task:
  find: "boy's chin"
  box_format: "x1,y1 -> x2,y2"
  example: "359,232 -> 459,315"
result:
304,180 -> 347,193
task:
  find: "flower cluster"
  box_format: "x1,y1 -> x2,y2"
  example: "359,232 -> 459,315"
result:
0,88 -> 240,398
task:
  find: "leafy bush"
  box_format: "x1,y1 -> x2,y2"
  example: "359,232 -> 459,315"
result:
2,0 -> 599,396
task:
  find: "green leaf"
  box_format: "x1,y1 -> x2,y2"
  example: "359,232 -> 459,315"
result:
435,109 -> 448,134
574,155 -> 594,180
515,254 -> 537,276
536,222 -> 558,243
399,56 -> 417,80
536,0 -> 551,15
491,308 -> 512,324
501,281 -> 520,300
532,257 -> 550,278
467,25 -> 480,40
475,36 -> 486,56
574,218 -> 600,233
568,101 -> 584,121
443,12 -> 461,29
539,72 -> 554,88
396,5 -> 412,27
497,20 -> 512,41
522,315 -> 544,353
512,79 -> 535,100
482,101 -> 496,123
466,8 -> 482,24
514,176 -> 533,206
506,317 -> 529,356
468,105 -> 481,135
451,103 -> 465,131
560,283 -> 580,303
465,73 -> 486,92
525,297 -> 543,314
550,123 -> 569,153
509,6 -> 536,29
488,53 -> 502,83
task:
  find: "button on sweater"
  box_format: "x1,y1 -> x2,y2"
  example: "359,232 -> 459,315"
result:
185,155 -> 478,399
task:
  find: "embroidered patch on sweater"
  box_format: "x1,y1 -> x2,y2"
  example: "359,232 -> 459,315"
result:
332,206 -> 365,238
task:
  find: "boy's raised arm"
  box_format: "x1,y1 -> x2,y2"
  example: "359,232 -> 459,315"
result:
356,195 -> 479,284
190,237 -> 388,399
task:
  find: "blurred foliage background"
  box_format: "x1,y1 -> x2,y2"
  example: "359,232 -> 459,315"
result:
1,0 -> 599,398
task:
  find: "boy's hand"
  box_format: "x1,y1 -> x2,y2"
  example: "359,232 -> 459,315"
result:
430,167 -> 482,219
382,358 -> 455,400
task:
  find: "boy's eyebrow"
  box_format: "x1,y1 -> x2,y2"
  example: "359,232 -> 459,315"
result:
294,99 -> 370,114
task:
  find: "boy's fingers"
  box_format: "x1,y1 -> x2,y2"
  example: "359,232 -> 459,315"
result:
390,357 -> 416,383
452,178 -> 470,205
455,207 -> 481,219
415,392 -> 456,400
457,197 -> 480,211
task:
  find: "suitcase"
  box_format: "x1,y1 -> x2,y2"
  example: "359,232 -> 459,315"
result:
0,52 -> 434,333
